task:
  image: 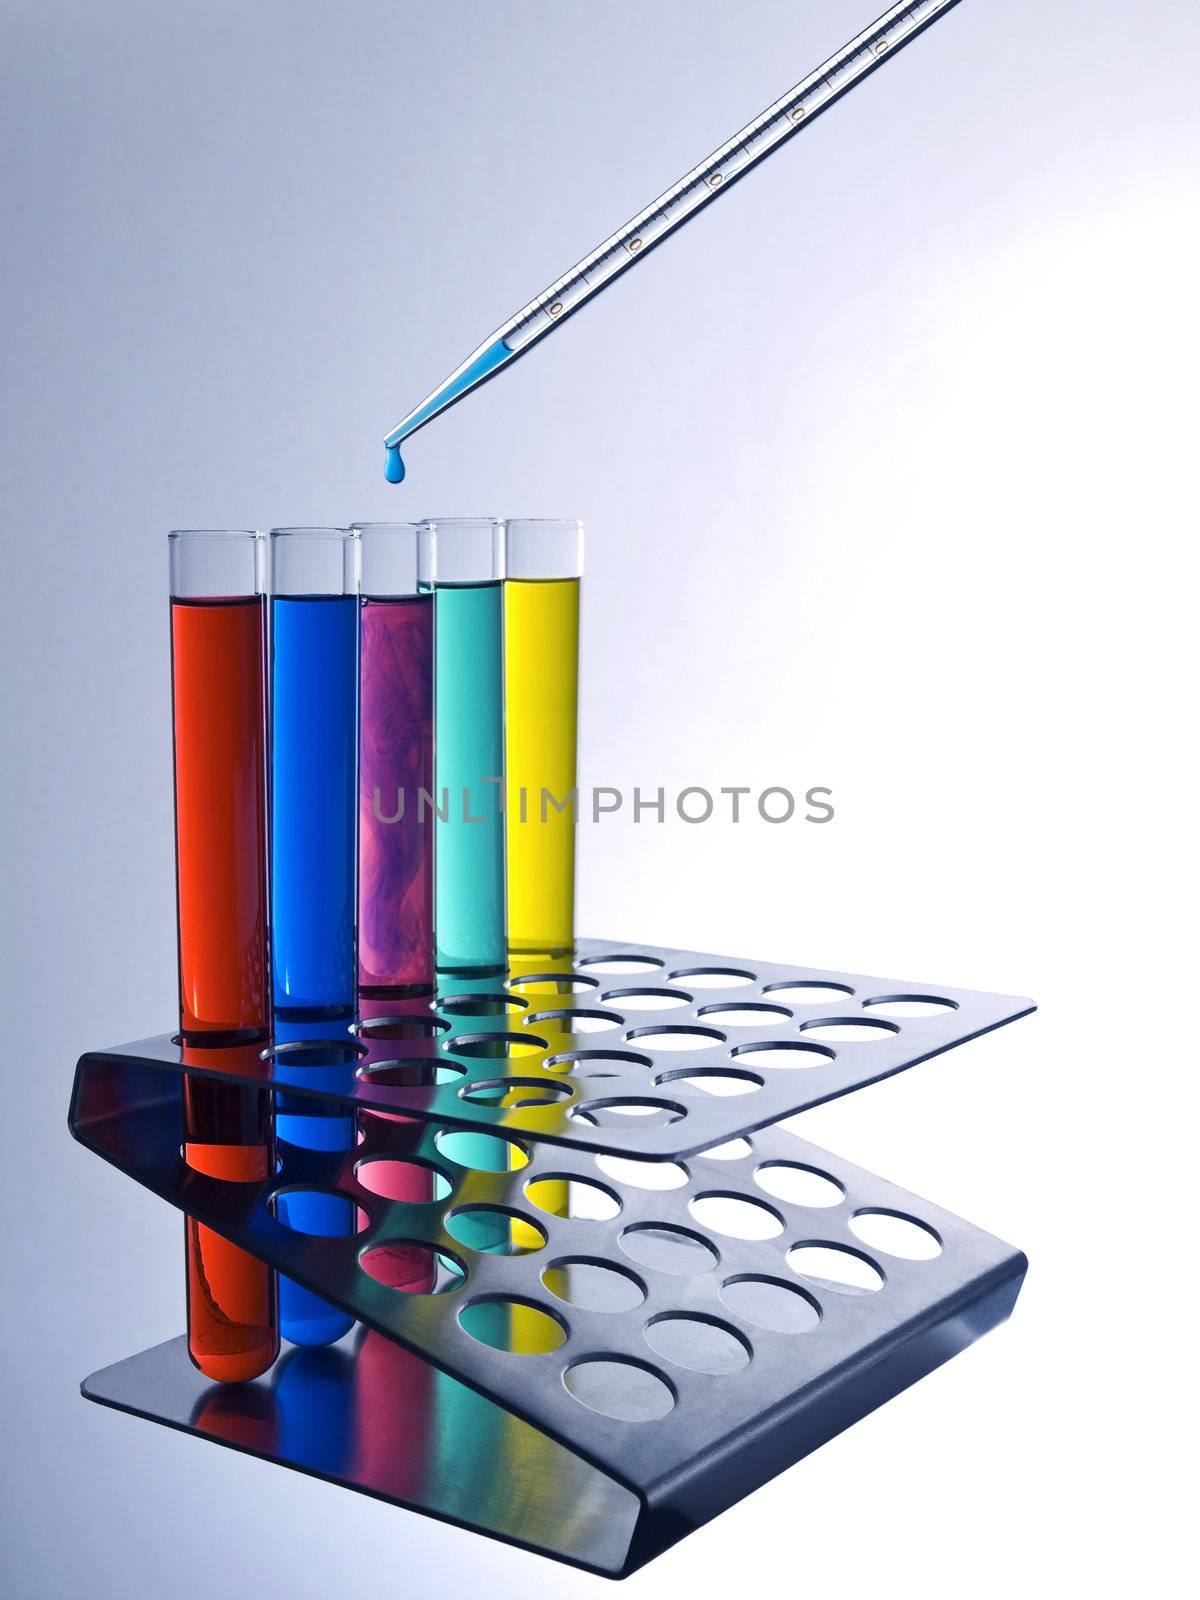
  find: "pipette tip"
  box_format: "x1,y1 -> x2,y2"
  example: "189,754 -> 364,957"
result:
384,444 -> 406,484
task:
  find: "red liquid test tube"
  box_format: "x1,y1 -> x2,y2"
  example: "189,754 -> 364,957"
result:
170,530 -> 278,1382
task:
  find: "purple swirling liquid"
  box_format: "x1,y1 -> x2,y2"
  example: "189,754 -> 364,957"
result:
358,594 -> 434,993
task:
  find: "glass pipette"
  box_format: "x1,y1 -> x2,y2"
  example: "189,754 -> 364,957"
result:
384,0 -> 965,481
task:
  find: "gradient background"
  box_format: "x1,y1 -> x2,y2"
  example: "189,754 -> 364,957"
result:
2,1 -> 1196,1595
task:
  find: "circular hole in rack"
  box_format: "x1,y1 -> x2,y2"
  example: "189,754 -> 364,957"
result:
787,1243 -> 884,1294
861,994 -> 958,1019
271,1187 -> 369,1235
507,973 -> 599,995
525,1174 -> 622,1221
719,1274 -> 822,1333
619,1223 -> 719,1275
357,1015 -> 449,1041
796,1018 -> 900,1044
437,993 -> 528,1018
544,1048 -> 652,1076
669,967 -> 755,989
433,1129 -> 529,1172
762,982 -> 855,1006
571,1096 -> 687,1129
644,1313 -> 751,1375
849,1209 -> 943,1259
577,954 -> 665,975
699,1137 -> 754,1161
600,987 -> 692,1011
445,1205 -> 547,1255
730,1041 -> 834,1069
459,1297 -> 567,1353
263,1039 -> 365,1066
447,1031 -> 547,1060
689,1193 -> 783,1240
563,1357 -> 676,1421
542,1257 -> 646,1312
626,1025 -> 725,1052
754,1162 -> 844,1208
697,1003 -> 792,1027
458,1077 -> 574,1107
356,1057 -> 464,1088
355,1157 -> 451,1203
595,1153 -> 689,1190
359,1243 -> 465,1293
657,1066 -> 762,1098
525,1009 -> 623,1035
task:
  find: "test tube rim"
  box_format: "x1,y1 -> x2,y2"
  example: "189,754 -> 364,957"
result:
168,528 -> 262,540
268,526 -> 356,539
268,527 -> 360,596
352,521 -> 429,598
168,529 -> 266,598
504,517 -> 584,579
421,517 -> 504,584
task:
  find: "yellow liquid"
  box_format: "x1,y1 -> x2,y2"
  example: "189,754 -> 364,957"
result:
504,578 -> 580,959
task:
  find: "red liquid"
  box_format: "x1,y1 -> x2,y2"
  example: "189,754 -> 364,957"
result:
183,1058 -> 279,1383
170,596 -> 269,1041
171,598 -> 275,1381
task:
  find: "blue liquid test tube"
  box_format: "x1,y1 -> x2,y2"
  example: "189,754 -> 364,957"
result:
268,527 -> 359,1346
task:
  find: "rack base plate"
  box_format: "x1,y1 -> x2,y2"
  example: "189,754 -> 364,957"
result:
83,1231 -> 1022,1583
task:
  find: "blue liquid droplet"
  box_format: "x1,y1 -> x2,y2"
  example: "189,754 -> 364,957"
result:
384,444 -> 405,483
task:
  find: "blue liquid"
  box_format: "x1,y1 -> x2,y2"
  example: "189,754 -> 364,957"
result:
273,595 -> 361,1344
271,595 -> 360,1015
273,1018 -> 357,1347
433,582 -> 504,970
382,337 -> 511,484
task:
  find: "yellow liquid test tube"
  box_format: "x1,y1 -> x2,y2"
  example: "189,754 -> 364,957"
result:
503,520 -> 583,960
503,524 -> 583,1274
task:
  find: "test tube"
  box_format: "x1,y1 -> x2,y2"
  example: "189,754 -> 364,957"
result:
503,520 -> 583,960
169,529 -> 278,1382
353,524 -> 435,996
422,518 -> 506,973
269,528 -> 361,1017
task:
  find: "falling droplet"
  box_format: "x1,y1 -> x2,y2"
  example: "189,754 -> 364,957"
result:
384,444 -> 405,484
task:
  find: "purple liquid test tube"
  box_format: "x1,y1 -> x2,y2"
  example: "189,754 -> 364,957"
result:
353,523 -> 435,995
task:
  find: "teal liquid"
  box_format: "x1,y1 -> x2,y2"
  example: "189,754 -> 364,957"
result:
434,582 -> 505,970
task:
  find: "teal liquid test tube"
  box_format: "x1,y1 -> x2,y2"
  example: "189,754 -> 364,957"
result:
422,518 -> 506,974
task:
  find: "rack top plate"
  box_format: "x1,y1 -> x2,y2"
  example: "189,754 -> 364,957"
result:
80,938 -> 1034,1158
